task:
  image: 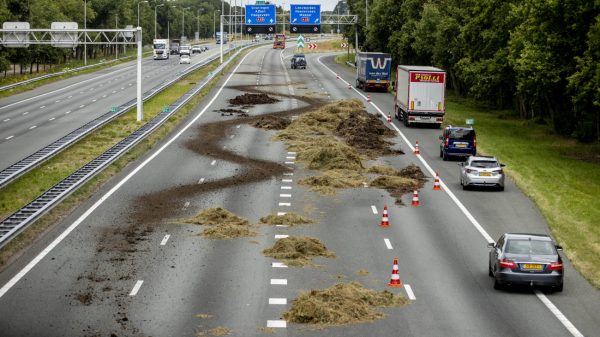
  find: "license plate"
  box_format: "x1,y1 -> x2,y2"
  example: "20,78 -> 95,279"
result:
455,143 -> 466,148
416,116 -> 431,121
479,172 -> 491,177
523,264 -> 543,270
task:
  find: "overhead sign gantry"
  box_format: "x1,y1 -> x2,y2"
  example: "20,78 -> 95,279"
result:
290,4 -> 321,34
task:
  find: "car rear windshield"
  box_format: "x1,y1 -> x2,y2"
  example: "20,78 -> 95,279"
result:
470,161 -> 499,168
449,129 -> 475,140
506,239 -> 555,255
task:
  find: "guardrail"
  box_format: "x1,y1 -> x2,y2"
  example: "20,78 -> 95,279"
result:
0,42 -> 254,249
0,51 -> 153,92
346,61 -> 356,68
0,44 -> 241,189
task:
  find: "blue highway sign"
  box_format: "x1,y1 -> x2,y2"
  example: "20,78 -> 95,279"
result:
245,4 -> 276,25
290,4 -> 321,25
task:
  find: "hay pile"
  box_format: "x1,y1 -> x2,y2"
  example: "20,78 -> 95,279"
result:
282,282 -> 408,326
185,207 -> 257,239
298,169 -> 366,195
259,212 -> 314,227
252,116 -> 291,130
367,164 -> 427,204
263,236 -> 335,267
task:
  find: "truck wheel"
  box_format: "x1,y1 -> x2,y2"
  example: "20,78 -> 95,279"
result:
403,112 -> 410,127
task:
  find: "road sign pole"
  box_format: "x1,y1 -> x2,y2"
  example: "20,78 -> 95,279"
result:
136,27 -> 143,121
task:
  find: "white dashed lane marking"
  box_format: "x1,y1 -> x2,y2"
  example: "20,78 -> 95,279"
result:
267,320 -> 286,328
275,234 -> 289,239
65,111 -> 71,114
272,262 -> 287,268
279,194 -> 292,198
129,280 -> 144,296
371,205 -> 378,214
198,178 -> 205,184
281,186 -> 292,190
29,125 -> 36,130
269,298 -> 287,305
210,160 -> 216,166
384,238 -> 393,250
49,117 -> 55,121
270,279 -> 287,285
3,119 -> 10,122
160,235 -> 170,246
278,202 -> 291,207
39,106 -> 45,109
5,136 -> 14,140
404,284 -> 416,300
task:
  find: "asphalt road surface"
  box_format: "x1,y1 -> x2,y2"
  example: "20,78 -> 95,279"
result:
0,42 -> 598,337
0,42 -> 228,171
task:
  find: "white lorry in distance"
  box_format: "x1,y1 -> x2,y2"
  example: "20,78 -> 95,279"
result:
153,39 -> 170,60
394,65 -> 446,127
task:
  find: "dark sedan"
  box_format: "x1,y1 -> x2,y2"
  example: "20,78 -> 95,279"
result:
488,233 -> 564,291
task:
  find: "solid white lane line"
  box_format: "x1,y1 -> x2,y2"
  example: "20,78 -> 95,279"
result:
278,202 -> 291,207
29,125 -> 36,130
267,320 -> 287,328
282,179 -> 293,183
535,290 -> 584,337
210,160 -> 216,166
275,234 -> 289,239
198,177 -> 205,184
371,205 -> 378,214
270,279 -> 287,285
269,298 -> 287,305
272,262 -> 288,268
49,117 -> 55,121
5,136 -> 14,140
129,280 -> 144,296
384,238 -> 393,250
317,57 -> 584,337
277,212 -> 287,216
281,186 -> 292,190
0,47 -> 260,300
160,234 -> 170,246
279,194 -> 292,198
404,284 -> 416,300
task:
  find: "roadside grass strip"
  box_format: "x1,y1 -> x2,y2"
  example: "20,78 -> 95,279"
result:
444,94 -> 600,288
0,49 -> 246,266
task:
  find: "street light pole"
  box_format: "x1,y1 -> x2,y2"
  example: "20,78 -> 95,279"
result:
182,7 -> 190,41
214,10 -> 220,39
137,1 -> 148,27
220,0 -> 224,63
84,0 -> 87,65
155,4 -> 164,39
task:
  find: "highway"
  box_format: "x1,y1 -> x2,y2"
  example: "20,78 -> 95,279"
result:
0,42 -> 598,336
0,42 -> 227,172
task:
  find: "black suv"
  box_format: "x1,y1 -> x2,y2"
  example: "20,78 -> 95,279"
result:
439,126 -> 476,160
291,54 -> 306,69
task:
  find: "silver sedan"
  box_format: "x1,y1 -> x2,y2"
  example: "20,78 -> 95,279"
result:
459,156 -> 505,191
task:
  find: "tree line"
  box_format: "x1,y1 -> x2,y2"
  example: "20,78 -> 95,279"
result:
0,0 -> 232,76
340,0 -> 600,142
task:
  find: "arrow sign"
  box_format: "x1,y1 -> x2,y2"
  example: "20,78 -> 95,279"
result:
297,41 -> 305,48
247,19 -> 251,24
315,18 -> 320,23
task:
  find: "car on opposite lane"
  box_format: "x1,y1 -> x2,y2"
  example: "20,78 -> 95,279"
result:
179,54 -> 191,64
440,126 -> 476,160
488,233 -> 564,292
459,155 -> 505,191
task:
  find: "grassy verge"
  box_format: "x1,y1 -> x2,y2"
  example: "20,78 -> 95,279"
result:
0,49 -> 153,99
0,47 -> 249,267
334,52 -> 355,68
444,93 -> 600,288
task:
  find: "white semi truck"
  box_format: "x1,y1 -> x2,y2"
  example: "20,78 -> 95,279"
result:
153,39 -> 170,60
394,65 -> 446,127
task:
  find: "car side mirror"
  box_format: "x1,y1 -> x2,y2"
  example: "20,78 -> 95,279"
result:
487,242 -> 495,248
555,245 -> 563,251
500,164 -> 506,167
459,162 -> 464,166
438,135 -> 443,140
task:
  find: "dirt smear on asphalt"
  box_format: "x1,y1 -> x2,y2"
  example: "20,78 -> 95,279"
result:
131,86 -> 323,225
263,236 -> 335,267
282,282 -> 408,327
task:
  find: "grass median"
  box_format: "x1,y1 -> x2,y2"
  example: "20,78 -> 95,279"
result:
0,47 -> 250,268
444,93 -> 600,288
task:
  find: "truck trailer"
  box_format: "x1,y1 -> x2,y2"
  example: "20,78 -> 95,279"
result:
170,39 -> 181,55
152,39 -> 170,60
355,52 -> 392,91
394,65 -> 446,127
273,34 -> 285,49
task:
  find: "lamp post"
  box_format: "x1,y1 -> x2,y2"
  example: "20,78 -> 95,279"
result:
137,1 -> 148,27
182,7 -> 190,41
84,0 -> 87,65
154,4 -> 164,39
213,10 -> 220,39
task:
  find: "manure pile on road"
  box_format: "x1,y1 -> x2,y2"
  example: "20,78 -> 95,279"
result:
229,93 -> 279,105
282,282 -> 408,326
185,207 -> 257,239
273,99 -> 426,202
259,212 -> 314,227
252,115 -> 291,130
263,236 -> 335,267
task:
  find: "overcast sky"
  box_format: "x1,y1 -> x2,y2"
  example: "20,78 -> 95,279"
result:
234,0 -> 342,12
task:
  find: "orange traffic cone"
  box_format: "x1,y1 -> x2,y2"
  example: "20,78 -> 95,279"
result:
411,189 -> 420,207
388,258 -> 403,287
413,140 -> 420,155
387,113 -> 392,123
367,94 -> 372,102
380,204 -> 390,228
433,171 -> 442,190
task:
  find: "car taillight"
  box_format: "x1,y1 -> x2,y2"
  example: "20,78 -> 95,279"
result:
466,169 -> 475,174
474,136 -> 477,149
548,262 -> 563,271
445,137 -> 449,147
493,169 -> 503,175
499,259 -> 516,269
